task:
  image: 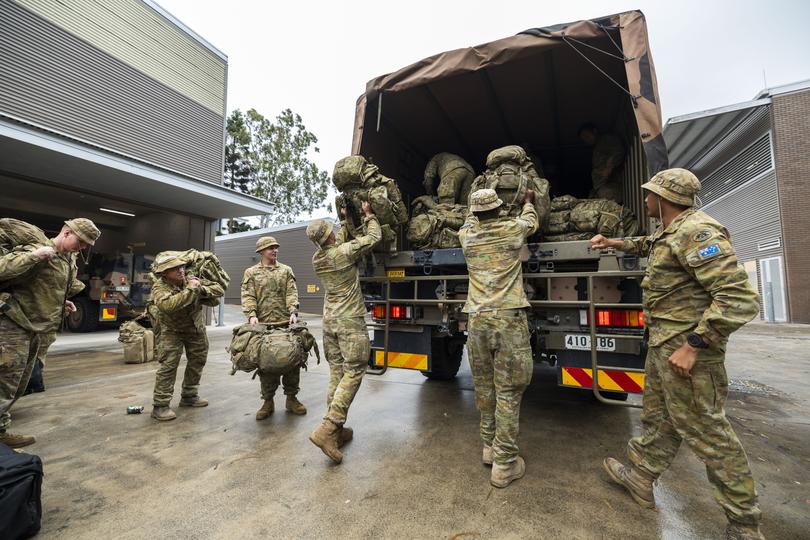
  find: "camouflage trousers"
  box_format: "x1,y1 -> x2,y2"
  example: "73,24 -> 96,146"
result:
322,317 -> 370,426
628,333 -> 761,525
438,167 -> 475,205
152,328 -> 209,407
467,309 -> 533,465
259,367 -> 300,400
0,316 -> 40,430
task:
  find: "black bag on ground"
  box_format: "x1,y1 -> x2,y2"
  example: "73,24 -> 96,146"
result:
0,443 -> 43,539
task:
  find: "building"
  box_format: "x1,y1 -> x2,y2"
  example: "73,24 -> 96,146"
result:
664,80 -> 810,323
215,222 -> 329,315
1,0 -> 272,328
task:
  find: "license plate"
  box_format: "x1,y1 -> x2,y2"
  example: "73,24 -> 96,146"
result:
386,268 -> 405,278
564,334 -> 616,352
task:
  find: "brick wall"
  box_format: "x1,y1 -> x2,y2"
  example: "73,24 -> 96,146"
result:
772,89 -> 810,323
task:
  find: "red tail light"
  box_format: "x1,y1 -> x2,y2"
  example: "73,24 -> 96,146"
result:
372,304 -> 413,320
587,309 -> 645,328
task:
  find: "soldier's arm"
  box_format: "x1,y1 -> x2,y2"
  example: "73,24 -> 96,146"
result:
200,279 -> 224,299
67,258 -> 85,297
423,155 -> 439,191
335,220 -> 350,245
531,177 -> 551,228
517,202 -> 539,238
152,283 -> 199,314
619,236 -> 653,256
0,247 -> 42,281
240,269 -> 258,319
339,215 -> 382,262
592,135 -> 625,183
286,268 -> 300,314
680,228 -> 761,349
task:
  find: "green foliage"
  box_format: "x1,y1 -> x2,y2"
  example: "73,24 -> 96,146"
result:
224,108 -> 331,226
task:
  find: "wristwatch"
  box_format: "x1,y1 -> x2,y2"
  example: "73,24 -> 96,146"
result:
687,332 -> 709,349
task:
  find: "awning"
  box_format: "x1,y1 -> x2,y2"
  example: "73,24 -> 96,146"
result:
664,98 -> 771,168
0,116 -> 274,219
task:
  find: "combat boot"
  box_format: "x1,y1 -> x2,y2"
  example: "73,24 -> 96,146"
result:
338,426 -> 353,448
0,430 -> 36,448
256,399 -> 274,420
482,444 -> 493,466
725,522 -> 765,540
151,406 -> 177,421
491,456 -> 525,488
285,396 -> 307,415
603,457 -> 656,509
179,396 -> 208,407
309,419 -> 343,463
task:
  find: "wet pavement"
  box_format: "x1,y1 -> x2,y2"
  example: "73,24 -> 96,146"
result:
11,319 -> 810,539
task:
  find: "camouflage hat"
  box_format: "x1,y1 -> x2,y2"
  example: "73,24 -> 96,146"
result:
306,219 -> 334,246
469,189 -> 503,212
255,236 -> 280,252
64,218 -> 101,246
152,254 -> 186,274
641,168 -> 701,207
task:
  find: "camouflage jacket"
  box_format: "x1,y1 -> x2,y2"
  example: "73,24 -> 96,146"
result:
621,208 -> 760,351
0,238 -> 84,333
240,262 -> 299,324
424,153 -> 475,182
591,133 -> 625,187
312,216 -> 381,321
459,203 -> 539,313
150,276 -> 223,334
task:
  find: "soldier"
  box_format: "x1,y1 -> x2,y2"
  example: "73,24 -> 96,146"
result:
306,202 -> 381,464
0,218 -> 100,447
241,235 -> 306,419
459,188 -> 538,488
150,254 -> 223,421
590,169 -> 764,540
579,123 -> 625,203
419,152 -> 476,206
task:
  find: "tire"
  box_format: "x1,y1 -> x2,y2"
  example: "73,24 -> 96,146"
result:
66,296 -> 99,333
421,336 -> 465,380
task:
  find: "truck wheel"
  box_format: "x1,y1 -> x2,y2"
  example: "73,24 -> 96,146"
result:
66,297 -> 99,333
422,337 -> 465,380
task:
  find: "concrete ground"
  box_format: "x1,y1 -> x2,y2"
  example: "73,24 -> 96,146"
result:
11,316 -> 810,539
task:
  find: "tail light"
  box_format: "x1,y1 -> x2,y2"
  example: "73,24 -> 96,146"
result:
372,304 -> 413,320
582,309 -> 645,328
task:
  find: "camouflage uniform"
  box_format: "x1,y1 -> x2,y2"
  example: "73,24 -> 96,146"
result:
241,257 -> 300,401
588,133 -> 625,203
0,218 -> 98,434
424,152 -> 476,205
618,169 -> 762,527
151,273 -> 222,407
310,216 -> 381,426
459,190 -> 539,465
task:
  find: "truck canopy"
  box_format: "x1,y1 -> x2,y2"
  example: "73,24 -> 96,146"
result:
352,10 -> 667,224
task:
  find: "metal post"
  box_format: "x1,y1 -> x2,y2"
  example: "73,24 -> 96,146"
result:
217,296 -> 225,327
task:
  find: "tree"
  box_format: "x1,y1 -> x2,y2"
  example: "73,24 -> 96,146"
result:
224,108 -> 331,228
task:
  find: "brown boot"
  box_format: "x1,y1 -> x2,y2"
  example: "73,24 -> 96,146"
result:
338,426 -> 353,448
725,522 -> 765,540
309,419 -> 343,463
256,399 -> 274,420
0,430 -> 36,448
151,406 -> 177,421
603,457 -> 656,509
285,396 -> 307,415
491,456 -> 526,488
482,444 -> 493,466
179,396 -> 208,407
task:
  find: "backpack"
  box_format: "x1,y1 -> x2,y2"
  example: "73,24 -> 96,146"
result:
0,443 -> 43,539
154,249 -> 230,292
406,203 -> 466,249
544,197 -> 639,241
0,219 -> 48,256
228,322 -> 319,376
118,319 -> 155,364
470,146 -> 550,221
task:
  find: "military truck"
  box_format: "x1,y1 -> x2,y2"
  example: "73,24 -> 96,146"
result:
352,10 -> 668,403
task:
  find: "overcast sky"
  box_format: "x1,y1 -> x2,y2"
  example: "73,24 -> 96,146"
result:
157,0 -> 810,220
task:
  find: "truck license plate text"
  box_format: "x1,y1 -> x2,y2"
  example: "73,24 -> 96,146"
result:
564,334 -> 616,352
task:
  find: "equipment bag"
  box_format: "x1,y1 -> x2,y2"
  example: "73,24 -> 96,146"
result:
0,443 -> 43,540
471,145 -> 550,219
0,218 -> 48,256
406,203 -> 466,249
152,249 -> 230,292
118,319 -> 155,364
228,322 -> 319,376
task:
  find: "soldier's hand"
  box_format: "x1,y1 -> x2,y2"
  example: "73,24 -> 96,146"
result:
289,312 -> 298,325
361,201 -> 374,217
668,342 -> 698,378
340,206 -> 347,218
249,316 -> 259,324
412,195 -> 436,210
187,277 -> 201,290
33,246 -> 56,260
64,300 -> 77,313
589,234 -> 621,250
524,189 -> 535,204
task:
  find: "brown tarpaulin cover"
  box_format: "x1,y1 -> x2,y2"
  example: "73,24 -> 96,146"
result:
351,10 -> 667,182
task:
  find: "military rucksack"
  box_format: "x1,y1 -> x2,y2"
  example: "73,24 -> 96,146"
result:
406,203 -> 466,249
544,196 -> 639,241
0,218 -> 49,257
228,322 -> 319,377
118,319 -> 155,364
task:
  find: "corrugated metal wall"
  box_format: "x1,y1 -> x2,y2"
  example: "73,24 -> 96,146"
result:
215,226 -> 325,315
0,0 -> 226,184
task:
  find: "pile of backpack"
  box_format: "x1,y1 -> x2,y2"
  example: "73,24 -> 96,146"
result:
227,322 -> 319,377
544,195 -> 638,241
406,202 -> 466,250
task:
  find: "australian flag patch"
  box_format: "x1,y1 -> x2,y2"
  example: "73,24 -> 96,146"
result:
699,244 -> 721,259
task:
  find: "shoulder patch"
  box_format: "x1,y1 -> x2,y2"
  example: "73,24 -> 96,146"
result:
686,242 -> 728,267
698,244 -> 721,259
691,229 -> 713,242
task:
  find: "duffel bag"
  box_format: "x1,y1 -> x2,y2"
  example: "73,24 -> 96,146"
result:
0,443 -> 43,540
